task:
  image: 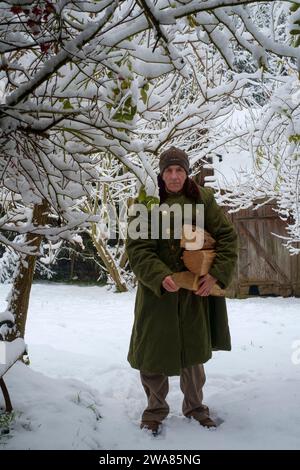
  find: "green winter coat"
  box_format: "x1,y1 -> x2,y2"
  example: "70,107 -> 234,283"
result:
126,186 -> 238,376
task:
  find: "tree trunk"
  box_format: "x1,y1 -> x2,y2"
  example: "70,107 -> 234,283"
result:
6,200 -> 49,340
90,224 -> 128,292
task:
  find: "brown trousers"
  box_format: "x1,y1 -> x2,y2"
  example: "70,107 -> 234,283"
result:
140,364 -> 209,424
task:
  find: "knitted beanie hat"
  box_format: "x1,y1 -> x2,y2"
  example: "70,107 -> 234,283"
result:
159,146 -> 190,175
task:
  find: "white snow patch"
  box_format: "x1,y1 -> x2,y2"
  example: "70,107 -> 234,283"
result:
0,283 -> 300,450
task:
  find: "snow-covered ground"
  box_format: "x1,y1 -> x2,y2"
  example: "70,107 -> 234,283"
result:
0,283 -> 300,450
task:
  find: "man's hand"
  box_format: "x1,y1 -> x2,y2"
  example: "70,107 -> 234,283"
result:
162,275 -> 180,292
194,273 -> 217,296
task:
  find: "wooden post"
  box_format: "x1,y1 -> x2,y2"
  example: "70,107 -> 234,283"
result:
5,200 -> 49,340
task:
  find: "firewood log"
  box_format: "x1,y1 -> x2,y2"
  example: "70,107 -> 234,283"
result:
170,224 -> 226,296
180,224 -> 216,251
182,249 -> 216,276
171,272 -> 226,296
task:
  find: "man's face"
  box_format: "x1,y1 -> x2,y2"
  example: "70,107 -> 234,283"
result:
162,165 -> 187,193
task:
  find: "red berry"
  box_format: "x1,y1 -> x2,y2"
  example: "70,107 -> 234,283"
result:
10,6 -> 23,14
32,6 -> 42,16
40,42 -> 51,53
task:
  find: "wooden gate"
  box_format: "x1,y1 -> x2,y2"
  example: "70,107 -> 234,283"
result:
224,202 -> 300,297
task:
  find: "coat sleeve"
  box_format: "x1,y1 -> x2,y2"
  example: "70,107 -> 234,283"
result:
125,208 -> 173,298
204,190 -> 238,289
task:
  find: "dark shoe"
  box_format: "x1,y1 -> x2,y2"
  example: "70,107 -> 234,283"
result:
198,416 -> 217,428
140,420 -> 162,436
186,414 -> 217,428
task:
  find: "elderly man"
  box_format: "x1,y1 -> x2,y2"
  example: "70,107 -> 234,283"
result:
126,147 -> 238,436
